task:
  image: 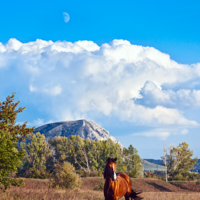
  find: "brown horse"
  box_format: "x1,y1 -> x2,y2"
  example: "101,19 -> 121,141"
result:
104,157 -> 143,200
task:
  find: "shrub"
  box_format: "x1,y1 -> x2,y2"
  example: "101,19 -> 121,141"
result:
196,181 -> 200,185
89,170 -> 103,177
97,170 -> 103,177
144,171 -> 157,178
174,174 -> 184,181
50,162 -> 82,189
186,172 -> 198,181
94,181 -> 104,191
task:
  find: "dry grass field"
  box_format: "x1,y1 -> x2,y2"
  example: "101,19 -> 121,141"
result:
1,178 -> 200,200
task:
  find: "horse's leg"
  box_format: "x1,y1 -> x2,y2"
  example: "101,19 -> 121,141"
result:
124,193 -> 131,200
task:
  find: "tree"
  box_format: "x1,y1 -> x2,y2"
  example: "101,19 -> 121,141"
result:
49,136 -> 125,175
50,136 -> 94,174
0,93 -> 34,191
123,145 -> 143,177
166,142 -> 198,180
20,132 -> 51,178
68,135 -> 93,173
161,146 -> 168,182
49,136 -> 69,165
48,135 -> 142,177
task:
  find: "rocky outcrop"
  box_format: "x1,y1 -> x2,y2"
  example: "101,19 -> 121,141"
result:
33,119 -> 123,147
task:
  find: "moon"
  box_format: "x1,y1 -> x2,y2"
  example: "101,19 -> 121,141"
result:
63,12 -> 70,23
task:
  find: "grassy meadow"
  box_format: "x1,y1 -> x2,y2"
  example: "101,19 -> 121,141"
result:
1,178 -> 200,200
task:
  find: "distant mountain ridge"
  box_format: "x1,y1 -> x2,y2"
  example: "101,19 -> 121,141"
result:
144,159 -> 164,166
144,159 -> 200,172
33,119 -> 123,148
141,159 -> 166,171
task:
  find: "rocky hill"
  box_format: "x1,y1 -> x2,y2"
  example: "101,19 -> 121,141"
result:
33,119 -> 123,147
144,159 -> 200,172
142,160 -> 166,171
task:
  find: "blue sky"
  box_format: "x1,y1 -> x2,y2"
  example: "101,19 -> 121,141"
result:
1,0 -> 200,159
1,0 -> 200,64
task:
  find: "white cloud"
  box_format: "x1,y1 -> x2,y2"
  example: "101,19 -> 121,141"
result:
115,101 -> 197,126
6,38 -> 22,51
180,128 -> 189,135
27,118 -> 53,127
134,128 -> 190,140
0,38 -> 200,131
136,81 -> 200,109
42,85 -> 62,96
29,84 -> 62,96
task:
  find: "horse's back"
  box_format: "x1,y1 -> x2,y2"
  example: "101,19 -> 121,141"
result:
117,173 -> 132,193
114,176 -> 129,199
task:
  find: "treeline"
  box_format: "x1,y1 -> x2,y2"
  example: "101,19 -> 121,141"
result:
18,132 -> 143,179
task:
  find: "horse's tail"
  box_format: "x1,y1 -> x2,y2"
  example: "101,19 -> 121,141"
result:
130,189 -> 143,200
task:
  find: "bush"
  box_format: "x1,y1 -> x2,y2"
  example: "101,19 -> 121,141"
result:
50,162 -> 82,189
82,171 -> 91,177
144,171 -> 157,178
174,174 -> 186,181
94,181 -> 104,191
28,170 -> 49,179
196,181 -> 200,185
187,172 -> 198,181
173,172 -> 197,181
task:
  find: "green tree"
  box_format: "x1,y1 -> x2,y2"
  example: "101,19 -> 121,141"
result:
68,135 -> 93,173
49,136 -> 125,175
49,136 -> 69,165
166,142 -> 198,180
0,93 -> 34,191
88,139 -> 124,173
88,139 -> 124,174
50,136 -> 94,173
20,132 -> 51,178
123,145 -> 143,177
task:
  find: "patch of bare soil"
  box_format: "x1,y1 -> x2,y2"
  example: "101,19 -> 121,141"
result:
81,177 -> 103,190
171,181 -> 200,192
142,192 -> 200,200
131,178 -> 186,192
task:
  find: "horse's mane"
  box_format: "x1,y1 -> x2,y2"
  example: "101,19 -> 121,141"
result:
106,157 -> 116,163
104,157 -> 117,179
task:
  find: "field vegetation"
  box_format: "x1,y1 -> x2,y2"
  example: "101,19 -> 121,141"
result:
1,178 -> 200,200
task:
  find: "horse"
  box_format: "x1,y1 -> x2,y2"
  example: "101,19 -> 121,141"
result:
104,157 -> 143,200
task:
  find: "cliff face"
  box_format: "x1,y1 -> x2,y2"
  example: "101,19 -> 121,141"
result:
33,119 -> 123,147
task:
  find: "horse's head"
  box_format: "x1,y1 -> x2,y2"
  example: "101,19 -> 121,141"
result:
104,157 -> 117,181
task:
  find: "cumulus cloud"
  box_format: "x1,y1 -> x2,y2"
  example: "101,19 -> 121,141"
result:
115,101 -> 197,126
136,81 -> 200,109
0,38 -> 200,133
